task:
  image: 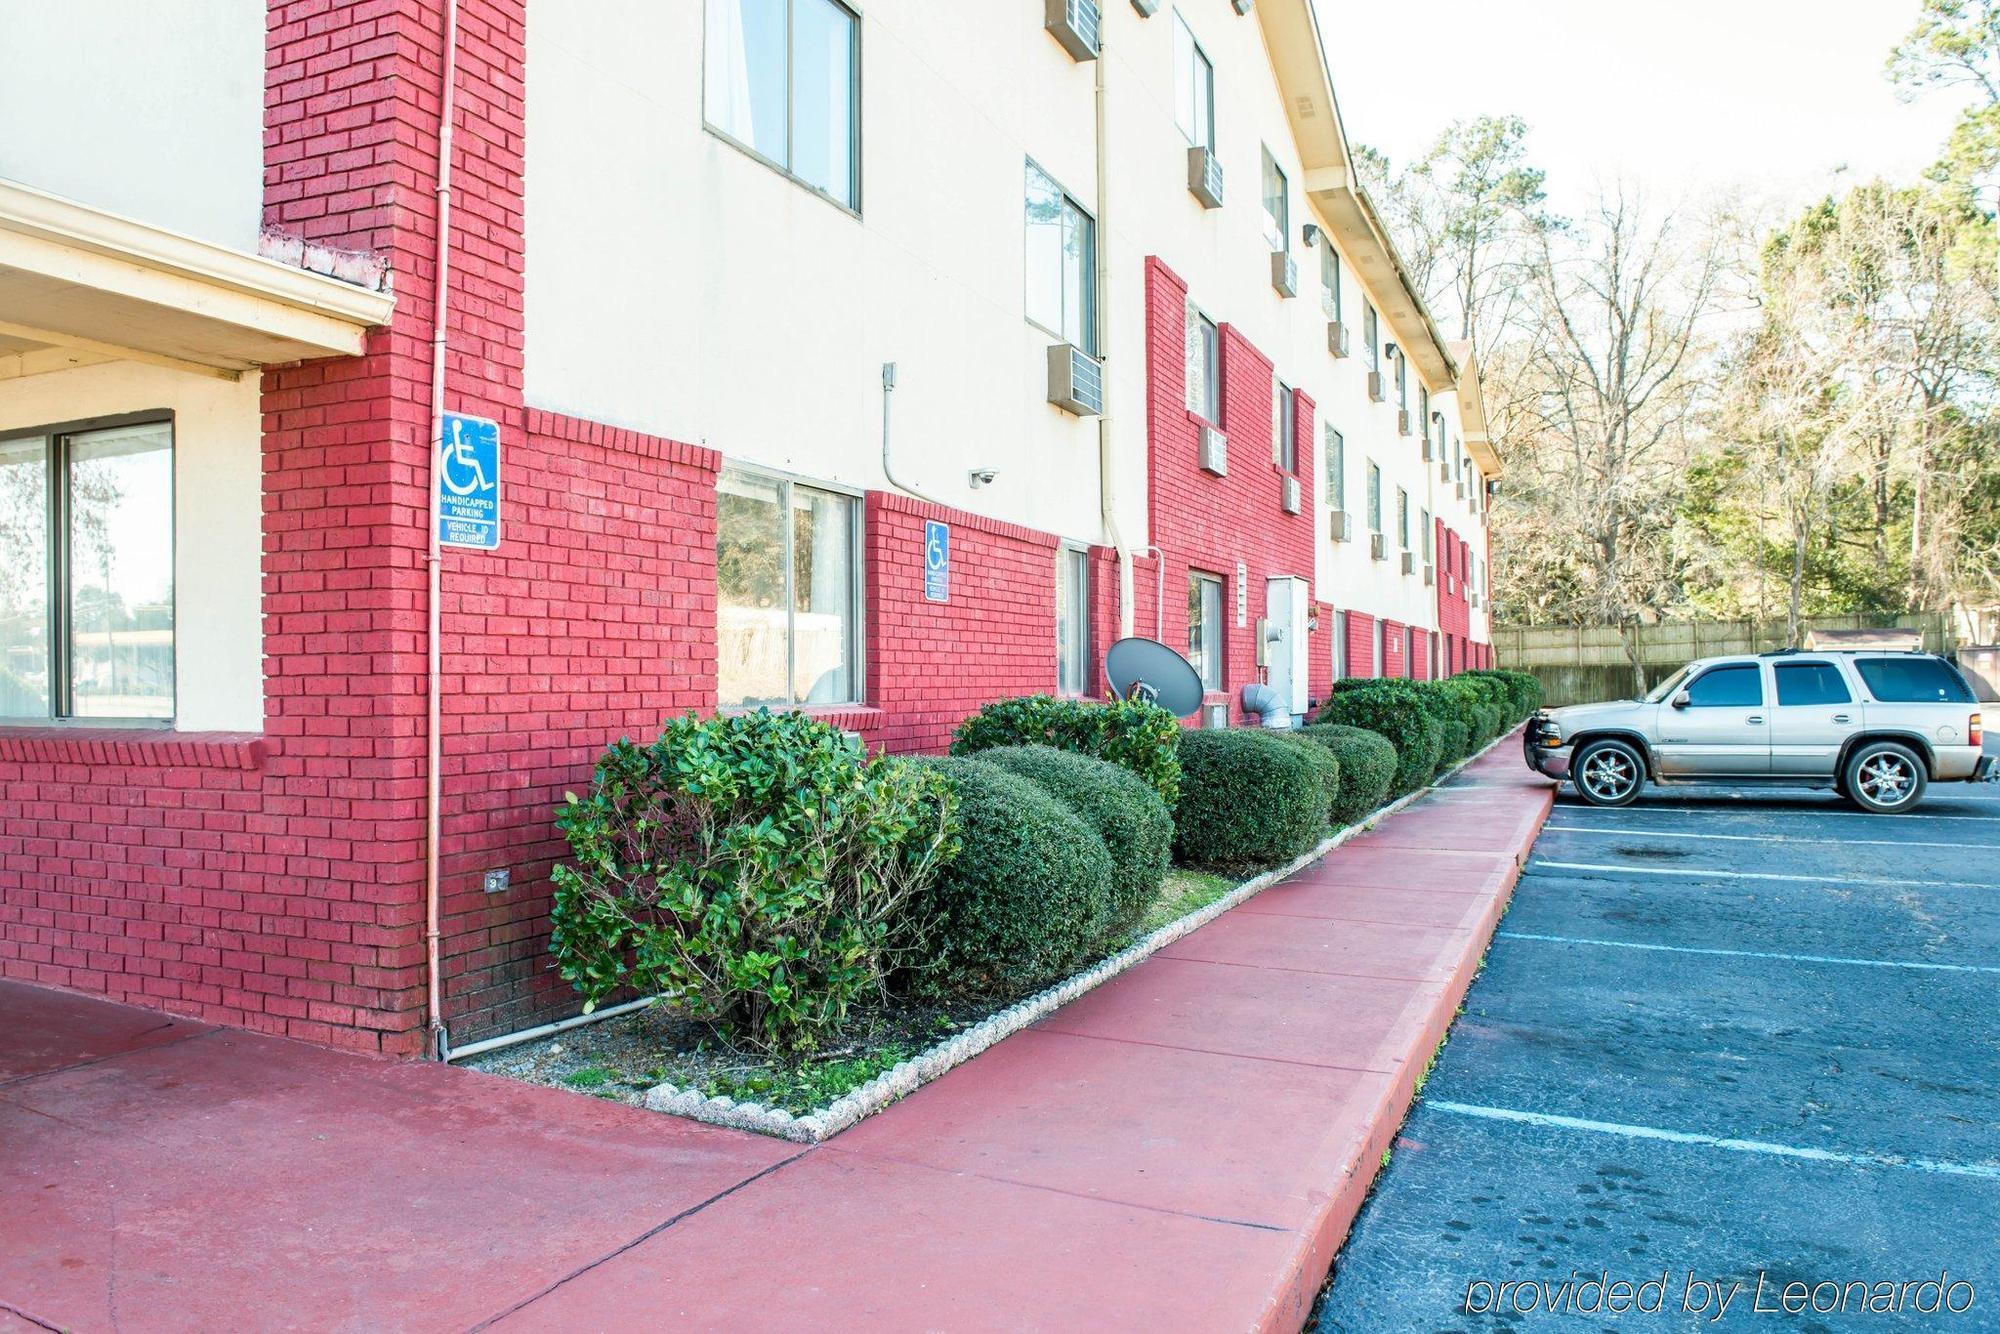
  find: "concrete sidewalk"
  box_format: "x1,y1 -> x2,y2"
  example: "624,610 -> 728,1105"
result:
0,742 -> 1551,1333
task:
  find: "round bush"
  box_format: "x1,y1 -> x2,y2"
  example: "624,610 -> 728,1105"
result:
1294,724 -> 1397,823
1315,687 -> 1444,795
1452,671 -> 1513,725
1270,732 -> 1343,826
952,694 -> 1182,809
974,745 -> 1171,933
1434,715 -> 1471,764
1173,729 -> 1329,870
912,757 -> 1115,996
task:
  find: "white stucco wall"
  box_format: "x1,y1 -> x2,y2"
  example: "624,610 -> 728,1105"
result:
0,0 -> 265,248
0,363 -> 264,731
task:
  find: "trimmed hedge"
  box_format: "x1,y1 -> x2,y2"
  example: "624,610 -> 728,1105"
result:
911,757 -> 1115,996
1294,724 -> 1398,823
1173,729 -> 1330,870
952,694 -> 1182,809
1270,732 -> 1343,827
1315,685 -> 1445,795
1461,668 -> 1542,722
975,745 -> 1172,933
1426,678 -> 1500,754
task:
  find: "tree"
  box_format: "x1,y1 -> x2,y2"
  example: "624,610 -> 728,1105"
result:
1888,0 -> 2000,205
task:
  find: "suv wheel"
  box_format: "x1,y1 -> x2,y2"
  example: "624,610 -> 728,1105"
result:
1573,739 -> 1645,807
1843,741 -> 1928,815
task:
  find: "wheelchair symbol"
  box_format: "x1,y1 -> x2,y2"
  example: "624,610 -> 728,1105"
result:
440,418 -> 491,496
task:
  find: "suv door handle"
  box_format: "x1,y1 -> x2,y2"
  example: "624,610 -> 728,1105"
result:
1747,715 -> 1764,725
1833,714 -> 1852,724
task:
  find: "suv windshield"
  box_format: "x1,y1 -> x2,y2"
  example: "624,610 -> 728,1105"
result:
1854,656 -> 1976,704
1645,666 -> 1691,703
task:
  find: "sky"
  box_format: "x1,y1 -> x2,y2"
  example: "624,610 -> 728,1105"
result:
1322,0 -> 1974,219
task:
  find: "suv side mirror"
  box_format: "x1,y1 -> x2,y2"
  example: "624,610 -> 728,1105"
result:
1671,691 -> 1691,710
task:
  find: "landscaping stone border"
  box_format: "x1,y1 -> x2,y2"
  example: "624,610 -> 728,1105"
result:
640,730 -> 1518,1143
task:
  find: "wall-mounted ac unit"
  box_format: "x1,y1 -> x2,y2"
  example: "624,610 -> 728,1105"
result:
1366,370 -> 1385,402
1187,146 -> 1224,208
1047,343 -> 1104,416
1400,550 -> 1416,575
1270,250 -> 1298,298
1456,480 -> 1467,499
1281,476 -> 1301,513
1231,0 -> 1253,13
1130,0 -> 1158,13
1471,590 -> 1483,609
1397,409 -> 1412,437
1369,531 -> 1387,561
1326,321 -> 1349,358
1328,510 -> 1351,541
1423,563 -> 1435,587
1046,0 -> 1102,60
1421,434 -> 1435,462
1199,424 -> 1227,475
1439,459 -> 1450,481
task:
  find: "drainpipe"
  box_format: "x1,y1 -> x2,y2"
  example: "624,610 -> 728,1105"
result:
1095,27 -> 1135,638
880,361 -> 951,507
424,0 -> 461,1061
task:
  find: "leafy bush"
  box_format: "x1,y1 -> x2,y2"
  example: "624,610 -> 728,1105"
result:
1426,678 -> 1500,753
1315,686 -> 1445,795
911,757 -> 1116,995
953,694 -> 1182,808
550,710 -> 958,1052
1451,672 -> 1514,729
1270,732 -> 1344,826
1294,724 -> 1398,823
1433,714 -> 1471,765
1462,668 -> 1542,721
1173,729 -> 1330,870
974,745 -> 1172,933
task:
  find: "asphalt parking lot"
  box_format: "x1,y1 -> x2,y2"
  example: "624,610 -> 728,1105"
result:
1315,749 -> 2000,1330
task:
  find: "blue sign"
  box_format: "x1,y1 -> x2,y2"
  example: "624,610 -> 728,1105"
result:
437,412 -> 500,550
923,519 -> 950,602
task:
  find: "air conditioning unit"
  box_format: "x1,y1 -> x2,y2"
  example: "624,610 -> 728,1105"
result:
1471,590 -> 1483,609
1397,409 -> 1412,437
1231,0 -> 1253,12
1046,343 -> 1104,416
1130,0 -> 1158,13
1045,0 -> 1102,60
1328,510 -> 1351,542
1367,370 -> 1385,402
1423,563 -> 1435,586
1456,480 -> 1467,499
1281,476 -> 1301,513
1271,250 -> 1298,298
1326,321 -> 1350,358
1439,459 -> 1450,482
1400,550 -> 1416,575
1187,146 -> 1224,208
1199,424 -> 1227,475
1369,532 -> 1387,561
1421,434 -> 1435,462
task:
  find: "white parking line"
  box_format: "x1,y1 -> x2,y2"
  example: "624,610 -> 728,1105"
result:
1557,804 -> 2000,825
1424,1102 -> 2000,1181
1495,931 -> 2000,975
1541,824 -> 2000,852
1526,859 -> 1989,890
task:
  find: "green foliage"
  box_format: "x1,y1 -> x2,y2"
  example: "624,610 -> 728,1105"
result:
701,1044 -> 914,1116
911,757 -> 1116,996
1269,731 -> 1344,825
1293,724 -> 1399,823
1433,715 -> 1472,765
1460,668 -> 1542,721
1172,729 -> 1330,871
1315,685 -> 1445,795
549,710 -> 958,1053
952,694 -> 1182,809
974,745 -> 1173,934
1428,678 -> 1501,751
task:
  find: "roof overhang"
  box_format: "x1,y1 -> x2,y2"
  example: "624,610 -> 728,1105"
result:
0,178 -> 394,382
1448,338 -> 1502,477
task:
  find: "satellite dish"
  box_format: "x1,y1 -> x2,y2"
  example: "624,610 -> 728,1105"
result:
1105,637 -> 1205,719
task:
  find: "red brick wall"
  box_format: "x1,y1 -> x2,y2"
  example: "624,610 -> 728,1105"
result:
1143,258 -> 1319,725
1435,518 -> 1471,677
1382,620 -> 1407,679
1345,610 -> 1377,679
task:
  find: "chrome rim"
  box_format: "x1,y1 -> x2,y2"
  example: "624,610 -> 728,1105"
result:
1858,753 -> 1916,806
1580,748 -> 1638,802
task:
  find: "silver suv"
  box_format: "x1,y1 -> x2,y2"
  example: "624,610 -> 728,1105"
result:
1525,651 -> 1993,813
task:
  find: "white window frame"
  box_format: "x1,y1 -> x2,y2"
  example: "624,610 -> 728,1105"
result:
1173,13 -> 1215,151
1325,426 -> 1345,512
1397,487 -> 1410,549
1366,461 -> 1382,532
1055,545 -> 1091,697
1364,303 -> 1379,370
1260,146 -> 1288,249
1185,302 -> 1220,423
702,0 -> 863,214
1321,244 -> 1342,322
1272,378 -> 1295,472
1188,570 -> 1225,692
1024,158 -> 1098,356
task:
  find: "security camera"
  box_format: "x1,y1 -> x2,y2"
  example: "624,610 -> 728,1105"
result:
969,468 -> 998,488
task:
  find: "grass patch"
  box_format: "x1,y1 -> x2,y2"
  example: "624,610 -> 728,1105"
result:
1132,868 -> 1237,937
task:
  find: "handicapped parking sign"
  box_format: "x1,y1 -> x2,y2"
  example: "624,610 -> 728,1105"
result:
437,412 -> 500,550
923,519 -> 950,602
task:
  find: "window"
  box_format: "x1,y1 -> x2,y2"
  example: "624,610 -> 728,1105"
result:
1366,462 -> 1382,531
1775,661 -> 1851,707
1185,303 -> 1220,422
1173,14 -> 1214,151
1321,244 -> 1342,321
1325,427 -> 1345,510
1272,379 -> 1295,471
1394,348 -> 1407,409
1,419 -> 174,722
1854,656 -> 1975,704
1684,664 -> 1763,708
1396,488 -> 1409,549
1421,508 -> 1432,562
1055,547 -> 1090,696
1419,386 -> 1430,436
704,0 -> 860,210
1372,619 -> 1384,676
717,467 -> 860,708
1260,147 -> 1287,248
1187,572 -> 1224,692
1332,610 -> 1348,678
1025,160 -> 1097,354
1363,304 -> 1379,369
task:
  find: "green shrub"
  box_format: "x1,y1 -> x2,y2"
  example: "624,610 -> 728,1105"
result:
1425,678 -> 1500,754
1270,732 -> 1343,826
1315,686 -> 1444,795
550,710 -> 958,1053
974,745 -> 1172,933
1452,672 -> 1513,729
1294,724 -> 1398,823
1461,668 -> 1542,721
1173,729 -> 1329,870
911,757 -> 1116,995
952,694 -> 1181,808
1433,715 -> 1471,764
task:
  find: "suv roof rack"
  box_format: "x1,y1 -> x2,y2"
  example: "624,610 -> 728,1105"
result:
1758,647 -> 1803,658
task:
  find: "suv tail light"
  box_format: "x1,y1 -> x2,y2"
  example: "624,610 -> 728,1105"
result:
1972,712 -> 1983,747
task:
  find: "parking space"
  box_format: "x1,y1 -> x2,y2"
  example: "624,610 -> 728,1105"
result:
1315,766 -> 2000,1329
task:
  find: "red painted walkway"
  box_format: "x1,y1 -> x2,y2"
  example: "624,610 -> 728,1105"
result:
0,743 -> 1552,1332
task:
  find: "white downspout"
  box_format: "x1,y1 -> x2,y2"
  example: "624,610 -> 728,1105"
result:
880,361 -> 951,507
424,0 -> 460,1060
1095,27 -> 1134,638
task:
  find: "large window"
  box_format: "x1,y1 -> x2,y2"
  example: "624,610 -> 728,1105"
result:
704,0 -> 859,210
717,468 -> 860,708
1775,662 -> 1852,706
1025,160 -> 1097,356
1321,244 -> 1342,322
1855,656 -> 1975,703
1,419 -> 174,723
1366,461 -> 1382,532
1188,571 -> 1224,692
1056,547 -> 1090,696
1260,147 -> 1288,248
1173,14 -> 1214,151
1325,426 -> 1345,511
1185,303 -> 1220,422
1272,379 -> 1295,471
1685,664 -> 1763,708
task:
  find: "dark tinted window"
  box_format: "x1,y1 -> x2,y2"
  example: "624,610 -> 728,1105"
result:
1775,662 -> 1851,706
1685,664 -> 1762,708
1855,657 -> 1975,704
